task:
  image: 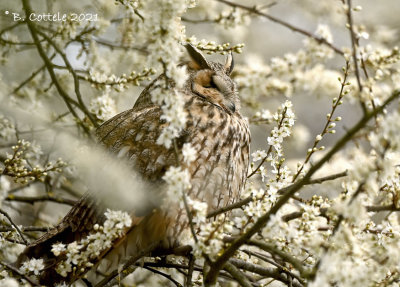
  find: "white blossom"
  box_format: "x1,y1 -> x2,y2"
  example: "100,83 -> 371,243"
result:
89,93 -> 116,121
50,209 -> 132,278
51,243 -> 66,256
163,166 -> 191,203
252,150 -> 267,162
182,143 -> 197,164
20,258 -> 45,276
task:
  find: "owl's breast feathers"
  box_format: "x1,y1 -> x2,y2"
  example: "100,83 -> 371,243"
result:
183,93 -> 250,209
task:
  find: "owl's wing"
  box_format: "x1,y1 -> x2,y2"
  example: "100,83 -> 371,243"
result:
96,105 -> 180,181
19,194 -> 104,256
16,193 -> 106,285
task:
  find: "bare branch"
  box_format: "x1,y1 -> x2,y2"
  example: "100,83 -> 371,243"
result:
0,208 -> 28,245
185,254 -> 195,287
144,266 -> 184,287
247,239 -> 308,278
215,0 -> 344,56
345,0 -> 367,113
229,258 -> 304,287
21,0 -> 92,135
36,30 -> 98,128
5,194 -> 76,206
0,226 -> 50,232
223,261 -> 253,287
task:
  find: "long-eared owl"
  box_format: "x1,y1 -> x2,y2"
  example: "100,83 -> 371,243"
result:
18,44 -> 251,286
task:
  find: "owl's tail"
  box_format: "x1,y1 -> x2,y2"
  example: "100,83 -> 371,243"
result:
16,195 -> 171,286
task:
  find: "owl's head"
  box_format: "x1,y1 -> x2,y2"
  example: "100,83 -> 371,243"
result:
185,43 -> 239,114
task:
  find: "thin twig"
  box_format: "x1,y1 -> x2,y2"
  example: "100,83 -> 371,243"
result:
94,244 -> 157,287
228,258 -> 303,287
345,0 -> 367,113
93,38 -> 148,54
0,226 -> 50,232
247,239 -> 308,278
36,30 -> 98,127
215,0 -> 344,55
293,61 -> 350,182
0,208 -> 28,245
186,254 -> 195,287
366,204 -> 400,212
143,266 -> 184,287
5,194 -> 76,206
346,0 -> 362,93
21,0 -> 91,135
242,249 -> 303,283
223,261 -> 253,287
248,107 -> 287,178
0,261 -> 40,286
182,191 -> 199,243
8,55 -> 54,97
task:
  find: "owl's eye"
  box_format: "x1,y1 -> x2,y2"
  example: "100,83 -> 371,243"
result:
204,78 -> 218,90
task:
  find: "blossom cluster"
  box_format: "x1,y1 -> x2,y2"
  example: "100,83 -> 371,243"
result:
139,0 -> 192,149
1,140 -> 66,184
20,258 -> 45,277
49,209 -> 132,279
186,36 -> 244,55
86,68 -> 156,92
216,7 -> 250,30
249,100 -> 295,185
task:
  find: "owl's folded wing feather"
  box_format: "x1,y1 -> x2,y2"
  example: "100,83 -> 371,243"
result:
96,105 -> 180,181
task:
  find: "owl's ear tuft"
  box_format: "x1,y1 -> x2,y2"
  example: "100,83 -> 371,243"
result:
185,43 -> 211,70
224,52 -> 234,75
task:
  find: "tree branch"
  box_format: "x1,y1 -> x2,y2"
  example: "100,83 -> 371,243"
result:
36,30 -> 98,127
223,261 -> 253,287
207,170 -> 348,218
21,0 -> 92,135
229,258 -> 303,287
5,194 -> 76,206
0,208 -> 28,245
0,226 -> 50,232
345,0 -> 367,113
215,0 -> 344,56
0,261 -> 40,286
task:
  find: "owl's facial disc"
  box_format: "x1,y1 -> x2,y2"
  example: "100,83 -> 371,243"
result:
184,43 -> 238,114
191,69 -> 237,114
